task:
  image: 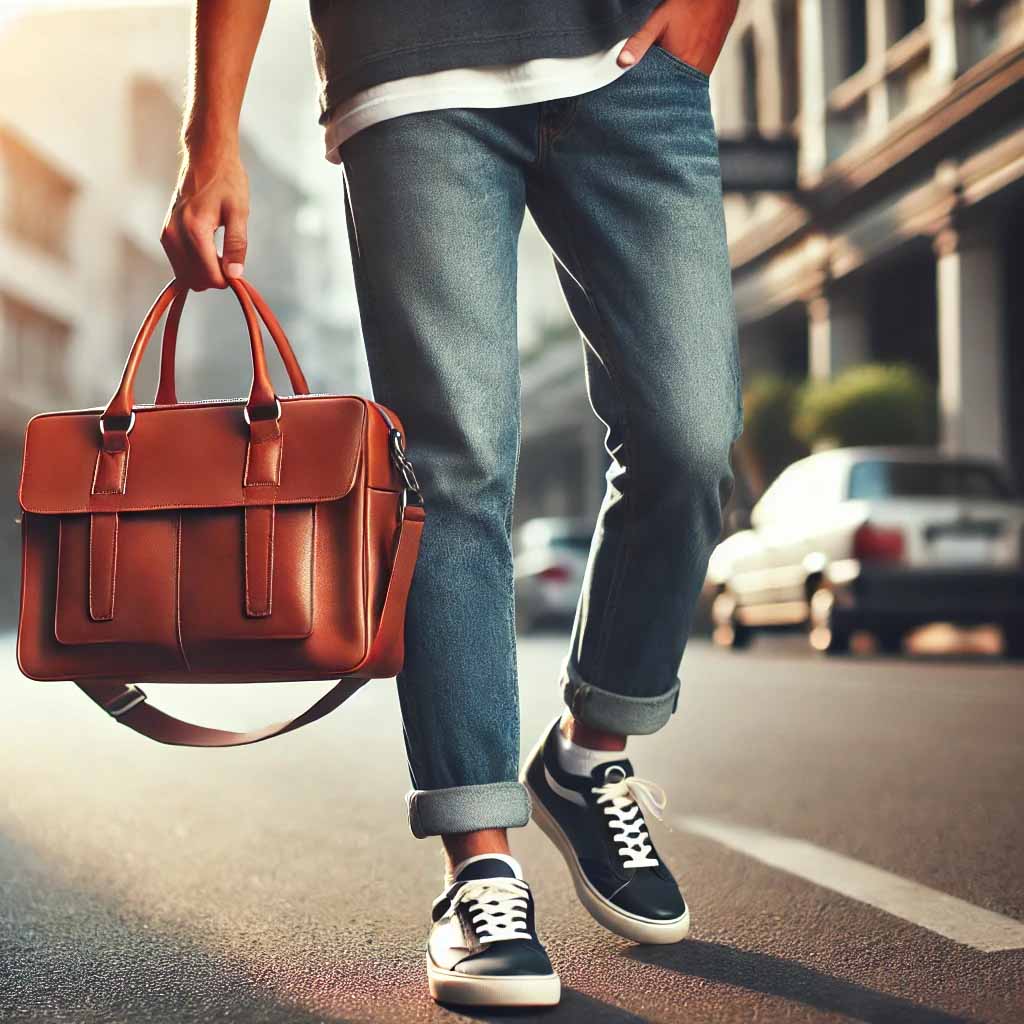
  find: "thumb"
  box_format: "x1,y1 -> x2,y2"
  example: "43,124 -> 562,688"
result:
221,207 -> 248,279
618,7 -> 668,67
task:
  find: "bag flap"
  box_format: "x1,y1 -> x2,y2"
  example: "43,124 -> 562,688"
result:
19,395 -> 367,514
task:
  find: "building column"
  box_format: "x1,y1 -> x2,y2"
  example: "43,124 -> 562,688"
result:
806,281 -> 871,380
798,0 -> 835,177
933,222 -> 1007,460
928,0 -> 963,86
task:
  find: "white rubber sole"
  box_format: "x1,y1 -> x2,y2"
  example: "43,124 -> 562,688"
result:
521,736 -> 691,945
426,955 -> 561,1007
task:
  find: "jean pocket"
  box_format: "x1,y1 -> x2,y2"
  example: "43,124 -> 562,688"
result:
649,44 -> 710,84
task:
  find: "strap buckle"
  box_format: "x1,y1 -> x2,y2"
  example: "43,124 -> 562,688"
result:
102,684 -> 147,719
243,397 -> 283,425
389,430 -> 424,514
99,410 -> 136,438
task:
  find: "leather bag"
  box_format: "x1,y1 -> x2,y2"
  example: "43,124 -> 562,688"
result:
16,278 -> 425,746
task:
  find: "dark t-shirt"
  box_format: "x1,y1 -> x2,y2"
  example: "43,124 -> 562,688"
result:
310,0 -> 661,122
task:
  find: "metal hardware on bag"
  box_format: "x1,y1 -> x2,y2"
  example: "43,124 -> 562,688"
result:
103,684 -> 148,718
243,397 -> 283,425
99,410 -> 136,439
389,430 -> 424,517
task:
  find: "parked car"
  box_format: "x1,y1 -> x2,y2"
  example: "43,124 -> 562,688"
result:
513,516 -> 592,633
706,447 -> 1024,656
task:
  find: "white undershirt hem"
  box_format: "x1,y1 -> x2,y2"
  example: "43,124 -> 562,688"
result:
324,37 -> 632,163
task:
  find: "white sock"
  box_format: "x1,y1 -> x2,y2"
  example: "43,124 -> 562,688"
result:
556,725 -> 625,777
446,852 -> 524,887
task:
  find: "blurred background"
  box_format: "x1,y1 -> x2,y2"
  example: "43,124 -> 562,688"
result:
2,5 -> 1023,1023
1,0 -> 1022,653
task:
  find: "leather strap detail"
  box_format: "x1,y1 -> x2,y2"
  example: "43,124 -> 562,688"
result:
91,445 -> 129,495
76,676 -> 368,748
101,278 -> 281,446
72,500 -> 425,747
347,502 -> 425,677
155,289 -> 186,404
88,512 -> 118,622
156,279 -> 310,404
243,417 -> 283,488
243,506 -> 274,618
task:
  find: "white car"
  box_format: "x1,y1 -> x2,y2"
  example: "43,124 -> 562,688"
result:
707,447 -> 1024,656
513,517 -> 591,633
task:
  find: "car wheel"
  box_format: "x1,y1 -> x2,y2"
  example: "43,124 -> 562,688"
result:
876,629 -> 904,656
808,586 -> 851,656
711,591 -> 753,650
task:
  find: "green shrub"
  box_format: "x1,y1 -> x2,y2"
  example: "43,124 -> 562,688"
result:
794,363 -> 936,450
740,374 -> 808,491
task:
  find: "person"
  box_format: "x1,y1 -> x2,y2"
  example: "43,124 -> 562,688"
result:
161,0 -> 742,1008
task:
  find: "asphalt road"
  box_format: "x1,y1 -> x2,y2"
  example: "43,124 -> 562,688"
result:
1,631 -> 1022,1024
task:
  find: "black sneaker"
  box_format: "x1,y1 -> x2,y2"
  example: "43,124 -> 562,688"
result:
426,855 -> 561,1007
521,716 -> 690,944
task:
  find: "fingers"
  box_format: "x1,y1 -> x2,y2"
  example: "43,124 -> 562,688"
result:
221,204 -> 248,281
160,202 -> 226,292
618,5 -> 668,66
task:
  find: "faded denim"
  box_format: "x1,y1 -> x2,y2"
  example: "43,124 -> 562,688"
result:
340,44 -> 743,839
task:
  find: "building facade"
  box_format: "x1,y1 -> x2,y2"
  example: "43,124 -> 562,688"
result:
717,0 -> 1024,484
517,0 -> 1024,528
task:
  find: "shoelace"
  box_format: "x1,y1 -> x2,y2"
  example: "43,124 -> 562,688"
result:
448,877 -> 532,943
592,766 -> 668,869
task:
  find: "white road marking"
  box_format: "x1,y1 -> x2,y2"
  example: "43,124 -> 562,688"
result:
676,815 -> 1024,953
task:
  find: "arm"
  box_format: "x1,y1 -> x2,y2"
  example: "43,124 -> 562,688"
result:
617,0 -> 739,74
161,0 -> 271,290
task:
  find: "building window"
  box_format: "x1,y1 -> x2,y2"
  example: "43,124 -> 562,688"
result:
0,129 -> 76,261
0,293 -> 70,399
960,0 -> 1024,67
842,0 -> 869,78
892,0 -> 927,39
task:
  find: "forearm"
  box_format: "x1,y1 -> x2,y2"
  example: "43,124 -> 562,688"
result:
184,0 -> 270,148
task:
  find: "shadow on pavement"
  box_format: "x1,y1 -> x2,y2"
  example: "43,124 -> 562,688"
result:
0,832 -> 354,1024
623,940 -> 979,1024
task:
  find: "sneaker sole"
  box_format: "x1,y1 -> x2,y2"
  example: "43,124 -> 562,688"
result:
426,955 -> 561,1007
521,737 -> 691,945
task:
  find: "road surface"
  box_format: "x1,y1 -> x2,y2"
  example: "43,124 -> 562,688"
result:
1,632 -> 1022,1023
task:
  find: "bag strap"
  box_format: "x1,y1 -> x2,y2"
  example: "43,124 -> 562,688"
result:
102,279 -> 282,445
73,500 -> 425,747
156,279 -> 311,405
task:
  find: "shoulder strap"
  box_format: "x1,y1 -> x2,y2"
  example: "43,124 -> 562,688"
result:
74,502 -> 425,747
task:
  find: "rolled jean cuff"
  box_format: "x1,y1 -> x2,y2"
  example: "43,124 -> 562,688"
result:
560,658 -> 681,736
406,781 -> 532,839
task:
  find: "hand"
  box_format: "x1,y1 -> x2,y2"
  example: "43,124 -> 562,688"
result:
160,137 -> 249,291
617,0 -> 739,75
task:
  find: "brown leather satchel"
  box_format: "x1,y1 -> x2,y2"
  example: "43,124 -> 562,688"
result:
16,278 -> 425,746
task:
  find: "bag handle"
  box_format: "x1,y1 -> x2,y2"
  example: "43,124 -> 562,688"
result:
155,279 -> 310,405
100,278 -> 280,451
73,500 -> 426,747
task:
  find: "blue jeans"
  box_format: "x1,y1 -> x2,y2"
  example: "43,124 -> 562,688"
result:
339,45 -> 743,839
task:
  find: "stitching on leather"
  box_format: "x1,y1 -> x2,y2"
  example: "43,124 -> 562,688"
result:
309,504 -> 317,635
87,513 -> 118,622
26,400 -> 366,514
264,508 -> 274,618
243,433 -> 284,488
243,507 -> 274,618
174,513 -> 192,672
90,447 -> 129,496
